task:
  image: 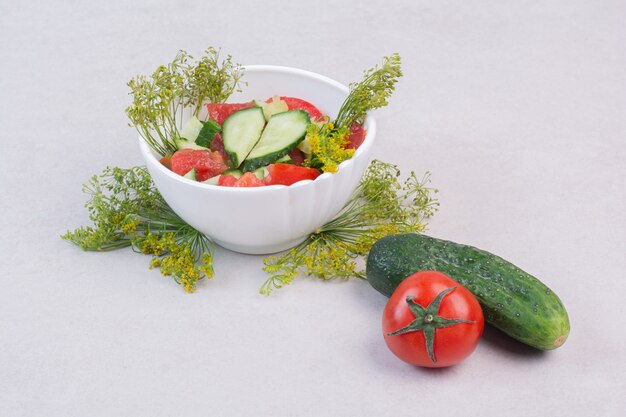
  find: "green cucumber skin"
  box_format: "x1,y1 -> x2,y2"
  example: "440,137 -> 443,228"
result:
366,233 -> 570,350
195,119 -> 221,148
240,141 -> 302,172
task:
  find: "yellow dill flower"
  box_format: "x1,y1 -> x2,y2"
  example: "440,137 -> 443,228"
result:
137,233 -> 170,255
260,160 -> 439,295
199,253 -> 215,279
112,213 -> 126,225
120,215 -> 140,234
305,123 -> 355,173
63,166 -> 217,293
149,258 -> 161,269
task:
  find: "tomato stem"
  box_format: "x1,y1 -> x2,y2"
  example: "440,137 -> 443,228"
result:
386,287 -> 474,364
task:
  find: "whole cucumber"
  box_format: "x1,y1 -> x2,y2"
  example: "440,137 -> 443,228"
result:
366,233 -> 570,350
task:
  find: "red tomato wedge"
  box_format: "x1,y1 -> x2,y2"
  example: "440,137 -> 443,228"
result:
218,172 -> 264,187
270,96 -> 323,121
208,132 -> 230,163
159,157 -> 172,169
206,102 -> 254,125
170,149 -> 228,181
234,172 -> 264,187
264,164 -> 321,186
345,123 -> 366,150
218,174 -> 238,187
288,148 -> 305,166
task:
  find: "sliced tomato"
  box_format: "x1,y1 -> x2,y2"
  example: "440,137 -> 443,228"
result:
159,157 -> 172,170
234,172 -> 264,187
170,149 -> 228,181
208,145 -> 226,165
264,163 -> 321,186
218,173 -> 265,187
345,123 -> 366,150
208,132 -> 231,164
209,132 -> 225,153
271,96 -> 323,121
206,102 -> 254,125
218,174 -> 238,187
288,148 -> 305,166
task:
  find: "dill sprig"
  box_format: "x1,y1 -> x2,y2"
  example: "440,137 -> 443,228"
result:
185,47 -> 245,114
63,161 -> 437,294
302,54 -> 402,174
303,121 -> 355,173
126,48 -> 244,156
334,53 -> 403,129
62,166 -> 214,293
260,160 -> 439,295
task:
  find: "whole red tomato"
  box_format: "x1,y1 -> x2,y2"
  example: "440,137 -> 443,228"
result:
382,271 -> 484,368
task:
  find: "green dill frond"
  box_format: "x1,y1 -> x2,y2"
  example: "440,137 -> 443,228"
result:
185,47 -> 245,114
334,53 -> 403,129
125,54 -> 188,155
126,47 -> 245,156
260,159 -> 438,295
62,166 -> 215,293
260,249 -> 301,295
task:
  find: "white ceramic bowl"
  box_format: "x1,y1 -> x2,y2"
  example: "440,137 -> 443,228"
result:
139,65 -> 376,254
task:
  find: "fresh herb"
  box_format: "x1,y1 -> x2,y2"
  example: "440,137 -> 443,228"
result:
303,121 -> 355,173
334,53 -> 402,129
126,48 -> 244,156
69,51 -> 420,294
260,160 -> 439,295
125,53 -> 188,156
301,54 -> 402,174
185,47 -> 245,114
62,166 -> 214,293
63,160 -> 436,295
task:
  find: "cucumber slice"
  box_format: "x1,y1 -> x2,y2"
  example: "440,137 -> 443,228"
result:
179,116 -> 204,142
241,110 -> 310,172
254,96 -> 289,121
174,136 -> 209,151
275,154 -> 293,164
222,169 -> 243,179
297,136 -> 312,155
183,168 -> 196,180
196,119 -> 221,148
253,166 -> 269,180
177,116 -> 220,149
222,107 -> 266,167
202,175 -> 220,185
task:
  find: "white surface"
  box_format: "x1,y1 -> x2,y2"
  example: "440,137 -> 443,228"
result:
140,65 -> 376,254
1,1 -> 625,416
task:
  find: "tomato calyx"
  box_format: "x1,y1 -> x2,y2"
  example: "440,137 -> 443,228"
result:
387,287 -> 475,364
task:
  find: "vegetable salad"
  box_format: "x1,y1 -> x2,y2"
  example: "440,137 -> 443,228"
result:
159,96 -> 367,187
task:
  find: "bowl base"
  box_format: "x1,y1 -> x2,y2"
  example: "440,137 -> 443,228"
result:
213,236 -> 309,255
